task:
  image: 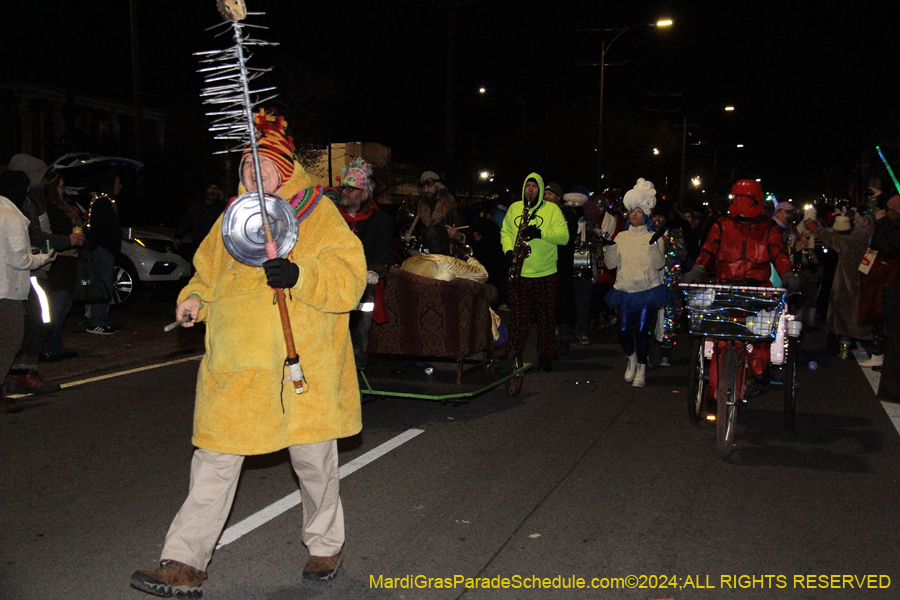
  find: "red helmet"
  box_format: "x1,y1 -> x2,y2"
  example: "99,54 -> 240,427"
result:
729,179 -> 765,218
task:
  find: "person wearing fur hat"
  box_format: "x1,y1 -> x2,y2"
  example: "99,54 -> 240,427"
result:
804,214 -> 873,359
683,179 -> 796,395
500,173 -> 569,372
335,157 -> 394,370
410,170 -> 467,245
603,179 -> 670,387
559,187 -> 599,347
131,109 -> 367,595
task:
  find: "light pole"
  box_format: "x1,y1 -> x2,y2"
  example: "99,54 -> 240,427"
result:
579,19 -> 672,194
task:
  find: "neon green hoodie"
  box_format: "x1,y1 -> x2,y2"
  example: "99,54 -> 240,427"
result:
500,172 -> 569,278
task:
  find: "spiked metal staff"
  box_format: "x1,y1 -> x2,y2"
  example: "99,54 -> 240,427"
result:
195,1 -> 307,394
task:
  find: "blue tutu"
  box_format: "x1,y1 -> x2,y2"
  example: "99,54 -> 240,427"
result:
605,285 -> 673,313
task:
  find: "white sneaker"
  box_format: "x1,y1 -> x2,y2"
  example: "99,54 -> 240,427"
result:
632,364 -> 647,387
624,353 -> 638,382
660,356 -> 671,367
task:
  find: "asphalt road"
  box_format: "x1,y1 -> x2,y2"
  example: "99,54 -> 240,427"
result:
2,298 -> 899,600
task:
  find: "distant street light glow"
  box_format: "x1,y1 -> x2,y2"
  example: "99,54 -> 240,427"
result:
479,170 -> 491,180
656,19 -> 673,27
478,87 -> 486,94
691,177 -> 701,187
736,144 -> 745,148
653,148 -> 660,155
724,106 -> 735,111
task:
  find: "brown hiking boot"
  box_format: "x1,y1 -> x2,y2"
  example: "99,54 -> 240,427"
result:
6,371 -> 60,395
130,560 -> 207,598
303,550 -> 342,581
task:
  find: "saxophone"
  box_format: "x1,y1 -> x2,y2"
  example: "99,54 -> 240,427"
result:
508,201 -> 533,285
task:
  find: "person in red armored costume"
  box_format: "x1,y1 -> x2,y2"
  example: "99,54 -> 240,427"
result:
683,180 -> 799,390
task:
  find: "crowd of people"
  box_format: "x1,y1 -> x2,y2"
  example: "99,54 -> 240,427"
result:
6,109 -> 900,597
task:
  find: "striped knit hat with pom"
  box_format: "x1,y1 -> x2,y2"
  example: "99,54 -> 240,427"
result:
240,110 -> 295,190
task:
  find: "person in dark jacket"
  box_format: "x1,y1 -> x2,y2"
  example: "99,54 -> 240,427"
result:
85,170 -> 121,335
174,184 -> 227,259
6,154 -> 82,394
41,172 -> 85,360
469,216 -> 507,307
335,158 -> 393,370
870,197 -> 900,401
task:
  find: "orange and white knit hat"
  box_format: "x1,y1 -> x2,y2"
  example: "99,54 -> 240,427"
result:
240,110 -> 295,191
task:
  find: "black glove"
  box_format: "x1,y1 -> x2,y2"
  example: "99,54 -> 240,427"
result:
505,250 -> 516,268
598,234 -> 616,247
649,223 -> 669,245
263,258 -> 300,288
782,271 -> 801,294
682,265 -> 705,284
522,225 -> 542,242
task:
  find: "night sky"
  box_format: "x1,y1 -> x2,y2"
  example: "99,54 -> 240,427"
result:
4,0 -> 900,203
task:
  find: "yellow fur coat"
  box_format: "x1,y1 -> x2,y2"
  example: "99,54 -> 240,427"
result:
177,197 -> 367,455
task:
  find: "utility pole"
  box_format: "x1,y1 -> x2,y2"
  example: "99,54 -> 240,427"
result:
577,20 -> 672,194
129,0 -> 144,163
445,1 -> 457,193
680,115 -> 687,205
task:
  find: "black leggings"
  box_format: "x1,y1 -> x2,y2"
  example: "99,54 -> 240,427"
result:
617,307 -> 656,364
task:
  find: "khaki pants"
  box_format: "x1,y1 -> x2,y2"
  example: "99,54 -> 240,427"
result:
161,440 -> 344,571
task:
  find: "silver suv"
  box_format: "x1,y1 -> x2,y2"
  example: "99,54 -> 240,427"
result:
51,153 -> 192,306
115,227 -> 192,306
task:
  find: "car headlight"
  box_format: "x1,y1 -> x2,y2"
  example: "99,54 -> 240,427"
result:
134,237 -> 174,254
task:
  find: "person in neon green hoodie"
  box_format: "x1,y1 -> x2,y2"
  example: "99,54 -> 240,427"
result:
500,173 -> 569,371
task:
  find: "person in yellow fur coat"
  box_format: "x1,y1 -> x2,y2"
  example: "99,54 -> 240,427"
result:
131,111 -> 366,597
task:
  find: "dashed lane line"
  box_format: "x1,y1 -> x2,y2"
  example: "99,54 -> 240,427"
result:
11,354 -> 423,549
216,428 -> 425,549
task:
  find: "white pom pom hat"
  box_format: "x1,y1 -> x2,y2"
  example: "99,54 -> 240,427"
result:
622,178 -> 657,214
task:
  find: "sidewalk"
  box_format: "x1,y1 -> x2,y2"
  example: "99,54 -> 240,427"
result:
37,295 -> 205,385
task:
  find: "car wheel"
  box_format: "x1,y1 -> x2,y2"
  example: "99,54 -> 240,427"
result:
111,260 -> 138,307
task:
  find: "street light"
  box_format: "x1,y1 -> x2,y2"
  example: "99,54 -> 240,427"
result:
579,18 -> 673,193
477,86 -> 526,128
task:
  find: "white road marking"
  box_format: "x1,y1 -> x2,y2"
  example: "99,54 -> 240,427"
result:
216,428 -> 425,549
852,343 -> 900,436
7,355 -> 204,399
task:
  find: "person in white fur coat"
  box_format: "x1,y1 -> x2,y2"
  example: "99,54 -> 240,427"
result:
603,179 -> 670,387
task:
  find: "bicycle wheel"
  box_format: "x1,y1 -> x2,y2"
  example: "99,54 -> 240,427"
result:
687,337 -> 708,423
716,347 -> 739,458
783,338 -> 798,430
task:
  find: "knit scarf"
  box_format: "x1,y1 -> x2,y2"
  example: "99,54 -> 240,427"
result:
339,201 -> 380,223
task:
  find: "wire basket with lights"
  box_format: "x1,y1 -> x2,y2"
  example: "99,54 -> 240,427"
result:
679,283 -> 787,340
